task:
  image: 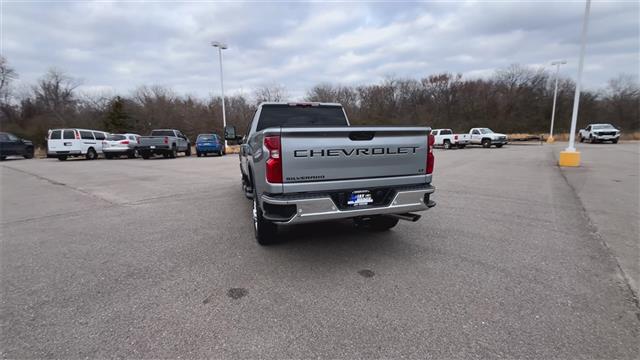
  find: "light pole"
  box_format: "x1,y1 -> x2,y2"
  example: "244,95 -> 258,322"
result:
211,41 -> 228,148
547,60 -> 567,143
559,0 -> 591,167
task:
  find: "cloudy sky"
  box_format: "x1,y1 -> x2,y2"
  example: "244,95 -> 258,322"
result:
2,1 -> 638,99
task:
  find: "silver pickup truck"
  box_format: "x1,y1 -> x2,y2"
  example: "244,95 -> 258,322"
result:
225,102 -> 436,245
138,129 -> 191,159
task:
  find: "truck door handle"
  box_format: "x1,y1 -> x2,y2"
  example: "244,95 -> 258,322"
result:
349,131 -> 375,141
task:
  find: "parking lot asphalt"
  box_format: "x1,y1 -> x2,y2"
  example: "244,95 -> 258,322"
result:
1,144 -> 639,359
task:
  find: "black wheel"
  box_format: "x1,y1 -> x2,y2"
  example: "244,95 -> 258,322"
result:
443,140 -> 451,150
58,155 -> 67,161
612,139 -> 619,144
590,136 -> 596,144
196,151 -> 201,157
482,139 -> 491,148
24,148 -> 34,159
127,149 -> 138,159
495,144 -> 504,148
185,145 -> 191,156
86,148 -> 97,160
253,184 -> 278,245
169,146 -> 177,158
579,135 -> 584,143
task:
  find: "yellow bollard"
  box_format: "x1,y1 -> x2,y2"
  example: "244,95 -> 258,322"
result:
559,150 -> 581,167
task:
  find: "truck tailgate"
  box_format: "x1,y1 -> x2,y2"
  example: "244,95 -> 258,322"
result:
139,137 -> 168,146
279,127 -> 429,183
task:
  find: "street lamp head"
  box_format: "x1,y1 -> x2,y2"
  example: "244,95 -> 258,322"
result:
211,41 -> 228,49
551,60 -> 567,65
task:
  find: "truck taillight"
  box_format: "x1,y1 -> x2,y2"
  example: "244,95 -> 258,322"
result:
426,134 -> 435,175
264,135 -> 282,183
164,137 -> 168,144
454,135 -> 458,141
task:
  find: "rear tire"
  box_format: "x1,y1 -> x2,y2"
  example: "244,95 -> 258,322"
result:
443,140 -> 451,150
185,145 -> 191,156
253,188 -> 278,245
612,139 -> 619,144
24,148 -> 34,159
169,146 -> 177,158
127,149 -> 138,159
86,148 -> 97,160
482,139 -> 491,148
197,151 -> 201,157
590,136 -> 596,144
579,135 -> 584,143
58,155 -> 67,161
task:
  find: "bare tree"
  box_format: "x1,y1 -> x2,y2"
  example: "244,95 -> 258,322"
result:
0,56 -> 18,101
254,84 -> 288,104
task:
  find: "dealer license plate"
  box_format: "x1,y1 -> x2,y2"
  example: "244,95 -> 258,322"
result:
348,190 -> 373,207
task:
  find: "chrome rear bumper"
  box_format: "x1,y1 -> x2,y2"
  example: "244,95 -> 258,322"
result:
261,185 -> 435,224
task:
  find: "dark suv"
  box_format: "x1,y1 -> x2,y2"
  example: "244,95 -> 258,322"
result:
0,132 -> 34,160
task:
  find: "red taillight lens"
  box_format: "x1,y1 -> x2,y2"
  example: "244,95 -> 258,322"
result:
120,140 -> 129,145
454,135 -> 458,141
426,134 -> 435,175
164,137 -> 168,144
264,135 -> 282,183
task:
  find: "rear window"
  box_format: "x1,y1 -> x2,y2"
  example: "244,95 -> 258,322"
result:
256,105 -> 348,131
93,132 -> 106,140
63,130 -> 75,139
49,130 -> 61,139
80,131 -> 94,140
151,130 -> 175,136
441,129 -> 453,135
197,135 -> 215,141
106,134 -> 126,141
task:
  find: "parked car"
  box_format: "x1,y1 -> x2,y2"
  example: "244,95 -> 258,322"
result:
47,128 -> 108,161
227,102 -> 436,245
431,129 -> 471,149
0,132 -> 34,160
578,123 -> 620,143
138,129 -> 191,159
468,127 -> 508,148
102,133 -> 141,159
196,133 -> 225,157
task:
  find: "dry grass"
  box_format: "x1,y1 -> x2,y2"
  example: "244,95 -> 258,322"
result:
509,132 -> 640,142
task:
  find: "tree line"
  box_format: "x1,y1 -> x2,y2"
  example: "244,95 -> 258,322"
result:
1,56 -> 638,147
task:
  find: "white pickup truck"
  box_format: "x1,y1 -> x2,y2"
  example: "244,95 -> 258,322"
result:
431,129 -> 470,149
468,128 -> 508,148
578,123 -> 620,143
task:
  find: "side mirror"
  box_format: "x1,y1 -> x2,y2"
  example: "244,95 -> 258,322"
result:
224,125 -> 237,141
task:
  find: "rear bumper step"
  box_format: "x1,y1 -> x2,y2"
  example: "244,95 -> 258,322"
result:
261,185 -> 435,224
